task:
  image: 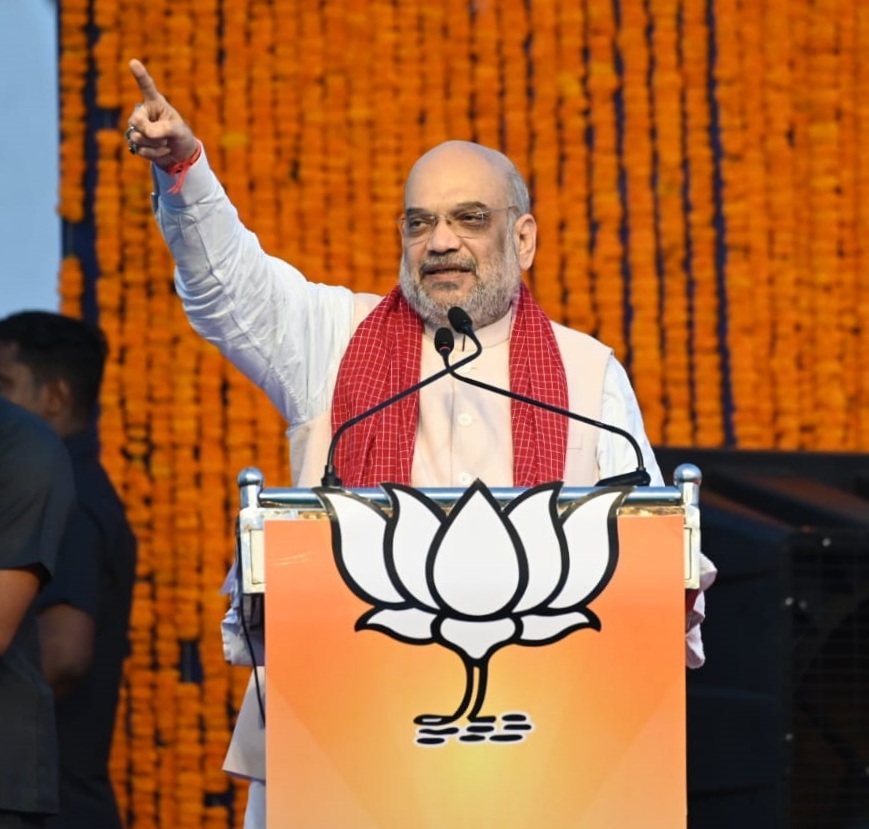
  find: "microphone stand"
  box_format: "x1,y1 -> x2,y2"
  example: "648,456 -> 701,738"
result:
320,329 -> 480,487
443,307 -> 651,487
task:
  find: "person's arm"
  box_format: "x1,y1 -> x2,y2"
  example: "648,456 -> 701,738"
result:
37,605 -> 96,697
0,566 -> 42,655
0,400 -> 75,652
596,355 -> 664,485
126,59 -> 357,428
34,507 -> 102,698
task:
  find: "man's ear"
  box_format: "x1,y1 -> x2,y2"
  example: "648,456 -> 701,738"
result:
514,213 -> 537,271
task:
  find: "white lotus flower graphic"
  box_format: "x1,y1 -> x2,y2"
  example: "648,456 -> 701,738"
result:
315,480 -> 627,726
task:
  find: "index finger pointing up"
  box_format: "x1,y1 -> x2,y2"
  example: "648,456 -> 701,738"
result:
129,58 -> 163,103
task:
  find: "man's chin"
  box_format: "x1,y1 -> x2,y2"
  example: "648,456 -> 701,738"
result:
401,292 -> 451,327
423,279 -> 466,296
418,284 -> 468,310
400,273 -> 480,325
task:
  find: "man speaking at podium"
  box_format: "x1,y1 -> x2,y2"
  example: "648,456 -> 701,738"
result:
126,59 -> 715,829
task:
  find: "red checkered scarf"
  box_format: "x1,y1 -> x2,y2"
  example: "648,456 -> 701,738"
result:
331,284 -> 569,487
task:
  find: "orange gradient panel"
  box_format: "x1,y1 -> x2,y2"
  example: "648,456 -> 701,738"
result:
265,510 -> 686,829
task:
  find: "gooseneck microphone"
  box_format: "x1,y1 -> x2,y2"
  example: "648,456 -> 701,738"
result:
443,306 -> 652,487
320,326 -> 481,487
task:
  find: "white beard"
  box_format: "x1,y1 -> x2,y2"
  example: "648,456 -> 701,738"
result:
399,238 -> 522,329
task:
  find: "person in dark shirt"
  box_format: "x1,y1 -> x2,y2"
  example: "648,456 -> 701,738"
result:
0,397 -> 75,828
0,312 -> 137,829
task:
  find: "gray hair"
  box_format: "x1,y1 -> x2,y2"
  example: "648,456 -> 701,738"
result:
506,165 -> 531,214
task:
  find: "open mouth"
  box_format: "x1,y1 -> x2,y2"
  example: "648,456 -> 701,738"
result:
420,261 -> 476,280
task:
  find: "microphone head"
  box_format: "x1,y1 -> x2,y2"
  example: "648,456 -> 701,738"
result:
434,327 -> 455,355
448,306 -> 474,335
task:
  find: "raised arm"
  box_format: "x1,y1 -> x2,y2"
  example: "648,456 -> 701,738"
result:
124,60 -> 359,428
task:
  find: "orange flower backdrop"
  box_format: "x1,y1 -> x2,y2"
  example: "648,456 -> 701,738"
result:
56,0 -> 869,826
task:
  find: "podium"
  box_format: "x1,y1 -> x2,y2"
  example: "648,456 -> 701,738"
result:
232,468 -> 702,829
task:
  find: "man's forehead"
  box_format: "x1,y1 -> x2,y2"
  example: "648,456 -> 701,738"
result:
405,148 -> 508,209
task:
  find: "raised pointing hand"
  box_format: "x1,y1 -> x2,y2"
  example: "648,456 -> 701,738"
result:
125,59 -> 199,170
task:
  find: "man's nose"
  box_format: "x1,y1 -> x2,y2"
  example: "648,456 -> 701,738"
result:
426,216 -> 462,252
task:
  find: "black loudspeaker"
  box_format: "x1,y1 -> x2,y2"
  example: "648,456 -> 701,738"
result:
788,529 -> 869,829
681,491 -> 793,829
656,448 -> 869,829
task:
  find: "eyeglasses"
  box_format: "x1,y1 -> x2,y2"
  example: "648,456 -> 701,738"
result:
397,206 -> 517,243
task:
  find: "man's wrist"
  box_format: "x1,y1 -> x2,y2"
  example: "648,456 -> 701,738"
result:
153,142 -> 210,206
164,142 -> 202,192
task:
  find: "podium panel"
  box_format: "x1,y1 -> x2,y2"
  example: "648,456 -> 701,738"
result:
262,493 -> 687,829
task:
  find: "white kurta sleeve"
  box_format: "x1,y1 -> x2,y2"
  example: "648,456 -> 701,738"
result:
596,355 -> 664,485
151,149 -> 356,427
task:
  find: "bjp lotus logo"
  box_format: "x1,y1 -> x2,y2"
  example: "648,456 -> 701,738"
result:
315,480 -> 627,744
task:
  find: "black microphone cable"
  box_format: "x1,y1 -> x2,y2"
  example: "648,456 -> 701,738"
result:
443,306 -> 652,487
320,326 -> 482,487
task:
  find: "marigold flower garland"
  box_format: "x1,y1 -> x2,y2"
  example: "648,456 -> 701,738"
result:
471,1 -> 501,150
648,0 -> 692,446
586,0 -> 626,360
615,0 -> 664,442
444,0 -> 473,140
681,0 -> 725,446
499,3 -> 531,167
805,0 -> 846,449
528,1 -> 565,323
834,1 -> 859,448
555,1 -> 595,337
856,1 -> 869,447
736,0 -> 775,446
710,0 -> 756,445
58,0 -> 88,223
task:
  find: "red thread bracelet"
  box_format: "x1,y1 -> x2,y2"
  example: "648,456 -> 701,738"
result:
166,142 -> 203,194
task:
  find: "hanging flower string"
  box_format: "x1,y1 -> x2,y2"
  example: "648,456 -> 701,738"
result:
586,0 -> 626,360
617,0 -> 664,442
